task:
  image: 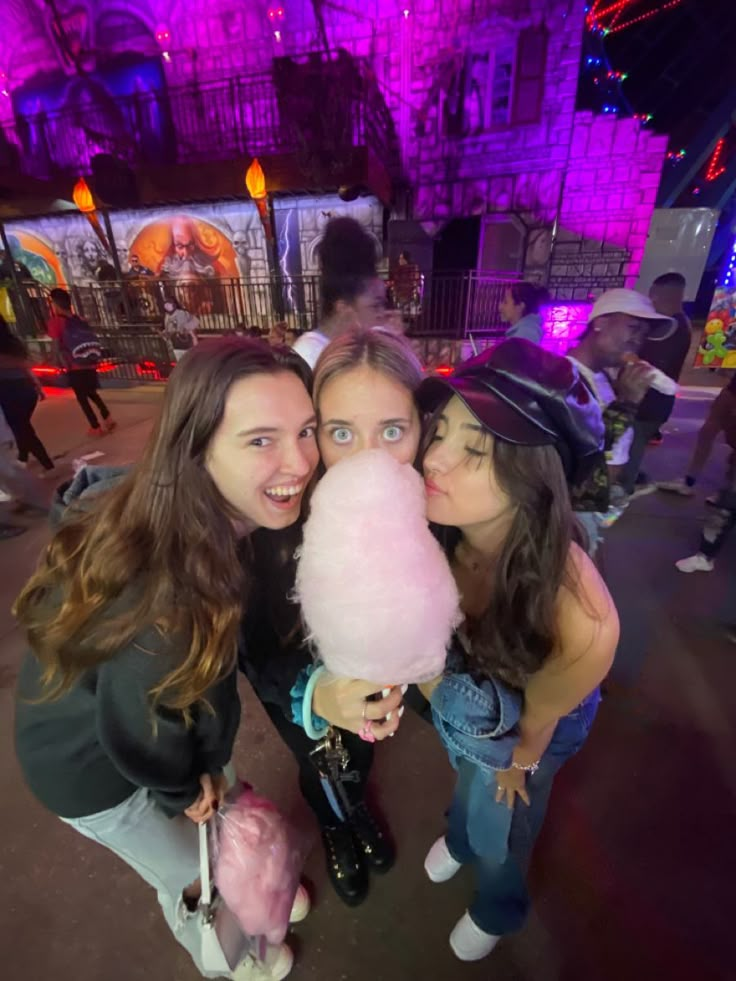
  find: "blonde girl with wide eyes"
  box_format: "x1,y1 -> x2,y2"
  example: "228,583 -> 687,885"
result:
240,328 -> 424,909
313,327 -> 423,468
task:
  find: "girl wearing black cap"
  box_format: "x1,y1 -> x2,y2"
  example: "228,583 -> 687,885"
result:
417,339 -> 619,962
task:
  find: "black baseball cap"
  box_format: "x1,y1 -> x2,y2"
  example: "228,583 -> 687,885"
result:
417,339 -> 605,482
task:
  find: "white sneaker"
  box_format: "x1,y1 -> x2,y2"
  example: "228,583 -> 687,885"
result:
232,943 -> 294,981
676,553 -> 714,574
449,911 -> 501,961
424,836 -> 462,883
628,483 -> 658,501
289,884 -> 310,923
657,478 -> 695,497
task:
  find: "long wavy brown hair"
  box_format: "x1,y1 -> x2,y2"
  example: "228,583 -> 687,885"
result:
426,415 -> 583,691
14,337 -> 312,717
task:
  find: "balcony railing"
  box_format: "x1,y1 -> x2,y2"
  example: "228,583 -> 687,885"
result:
5,270 -> 517,343
0,53 -> 400,181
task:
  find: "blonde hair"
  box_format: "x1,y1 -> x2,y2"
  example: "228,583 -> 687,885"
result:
313,328 -> 423,407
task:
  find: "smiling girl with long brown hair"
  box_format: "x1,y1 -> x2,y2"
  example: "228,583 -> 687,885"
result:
14,338 -> 320,981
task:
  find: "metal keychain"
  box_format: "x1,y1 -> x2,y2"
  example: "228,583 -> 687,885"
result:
310,727 -> 359,819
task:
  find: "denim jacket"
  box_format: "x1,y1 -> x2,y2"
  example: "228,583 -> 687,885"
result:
431,666 -> 522,778
50,464 -> 129,527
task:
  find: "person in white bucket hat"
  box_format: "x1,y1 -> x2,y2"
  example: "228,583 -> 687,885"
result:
567,288 -> 674,552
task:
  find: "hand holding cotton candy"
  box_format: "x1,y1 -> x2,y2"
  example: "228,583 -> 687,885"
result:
213,788 -> 304,945
295,450 -> 461,684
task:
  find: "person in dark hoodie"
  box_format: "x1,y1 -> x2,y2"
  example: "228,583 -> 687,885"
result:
14,338 -> 320,981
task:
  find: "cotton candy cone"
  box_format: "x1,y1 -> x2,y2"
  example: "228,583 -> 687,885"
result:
295,450 -> 460,684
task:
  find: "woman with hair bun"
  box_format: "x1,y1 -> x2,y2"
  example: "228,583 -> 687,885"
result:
293,217 -> 387,368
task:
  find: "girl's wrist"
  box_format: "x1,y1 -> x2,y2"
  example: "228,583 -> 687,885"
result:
512,744 -> 545,769
290,664 -> 329,738
511,759 -> 540,774
312,681 -> 326,719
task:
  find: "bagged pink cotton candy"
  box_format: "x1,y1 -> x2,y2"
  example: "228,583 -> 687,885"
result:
214,788 -> 304,945
295,449 -> 460,684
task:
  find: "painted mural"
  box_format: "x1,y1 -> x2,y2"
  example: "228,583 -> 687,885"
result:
5,230 -> 67,285
4,194 -> 385,326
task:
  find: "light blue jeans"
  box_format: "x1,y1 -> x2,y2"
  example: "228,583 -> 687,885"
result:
575,510 -> 602,558
446,689 -> 601,935
62,783 -> 231,978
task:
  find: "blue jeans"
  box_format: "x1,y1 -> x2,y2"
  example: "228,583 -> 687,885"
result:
445,689 -> 601,935
575,510 -> 602,558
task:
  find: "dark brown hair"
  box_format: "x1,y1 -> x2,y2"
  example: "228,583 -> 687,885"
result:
318,216 -> 379,319
15,338 -> 312,715
426,412 -> 580,690
49,288 -> 72,311
509,281 -> 550,316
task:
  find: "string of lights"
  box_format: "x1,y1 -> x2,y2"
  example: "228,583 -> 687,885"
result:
581,2 -> 683,126
586,0 -> 683,36
705,138 -> 727,183
722,235 -> 736,290
605,0 -> 683,35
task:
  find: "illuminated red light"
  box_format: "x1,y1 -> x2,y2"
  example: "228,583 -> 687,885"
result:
434,365 -> 454,377
137,360 -> 174,380
705,138 -> 727,182
32,365 -> 62,376
33,361 -> 115,378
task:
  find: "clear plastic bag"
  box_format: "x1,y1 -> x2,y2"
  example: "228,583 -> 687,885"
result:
212,785 -> 307,946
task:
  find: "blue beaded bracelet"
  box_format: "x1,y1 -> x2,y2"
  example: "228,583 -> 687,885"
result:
290,664 -> 329,739
302,665 -> 329,739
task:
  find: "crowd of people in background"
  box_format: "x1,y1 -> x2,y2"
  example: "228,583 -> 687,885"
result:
1,216 -> 735,979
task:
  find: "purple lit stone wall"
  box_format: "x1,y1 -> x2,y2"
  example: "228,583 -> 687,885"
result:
0,1 -> 667,297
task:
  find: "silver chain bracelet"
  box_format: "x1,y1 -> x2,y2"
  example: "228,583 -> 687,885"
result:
511,760 -> 540,775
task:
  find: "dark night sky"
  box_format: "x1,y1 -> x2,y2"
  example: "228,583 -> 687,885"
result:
582,0 -> 736,150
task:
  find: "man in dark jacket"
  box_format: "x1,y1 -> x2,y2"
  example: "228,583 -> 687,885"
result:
619,272 -> 692,496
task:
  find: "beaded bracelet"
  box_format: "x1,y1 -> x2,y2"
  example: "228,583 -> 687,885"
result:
301,665 -> 330,740
289,665 -> 313,725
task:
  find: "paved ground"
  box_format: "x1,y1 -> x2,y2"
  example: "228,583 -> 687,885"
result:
0,382 -> 734,981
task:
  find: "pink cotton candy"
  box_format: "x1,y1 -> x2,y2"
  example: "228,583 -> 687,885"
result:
213,789 -> 303,946
295,450 -> 461,684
